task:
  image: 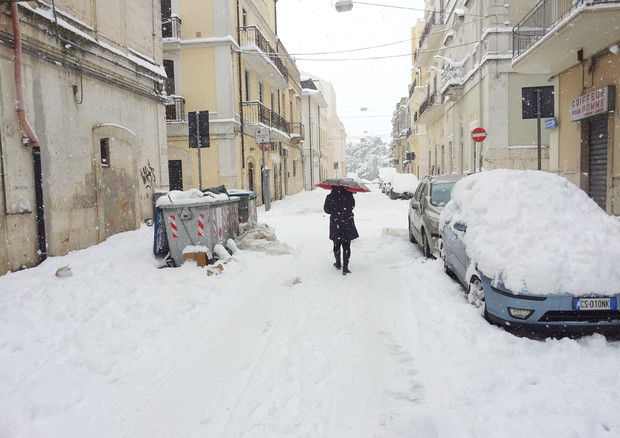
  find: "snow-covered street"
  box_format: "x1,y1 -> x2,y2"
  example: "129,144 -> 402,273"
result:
1,186 -> 619,438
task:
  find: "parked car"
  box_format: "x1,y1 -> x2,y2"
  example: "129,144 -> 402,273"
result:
408,174 -> 465,258
389,173 -> 419,200
439,169 -> 620,337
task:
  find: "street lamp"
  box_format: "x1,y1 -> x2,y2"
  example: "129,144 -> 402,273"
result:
334,1 -> 424,13
335,0 -> 353,12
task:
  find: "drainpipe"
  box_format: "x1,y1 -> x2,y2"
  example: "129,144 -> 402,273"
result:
11,2 -> 47,262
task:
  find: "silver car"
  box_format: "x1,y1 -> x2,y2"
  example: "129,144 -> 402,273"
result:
408,174 -> 466,258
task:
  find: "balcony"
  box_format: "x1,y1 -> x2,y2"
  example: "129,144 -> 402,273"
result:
290,122 -> 305,143
239,26 -> 289,90
242,101 -> 291,142
512,0 -> 620,74
417,91 -> 444,125
416,11 -> 446,67
440,66 -> 464,100
162,15 -> 181,39
165,95 -> 185,122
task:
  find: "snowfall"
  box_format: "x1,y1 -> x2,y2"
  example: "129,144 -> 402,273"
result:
1,182 -> 620,438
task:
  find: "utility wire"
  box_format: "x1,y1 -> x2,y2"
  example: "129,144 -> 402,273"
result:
280,15 -> 487,57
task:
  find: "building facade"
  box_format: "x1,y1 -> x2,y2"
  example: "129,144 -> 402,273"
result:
512,0 -> 620,214
161,0 -> 305,204
411,0 -> 553,178
0,1 -> 168,274
300,76 -> 328,190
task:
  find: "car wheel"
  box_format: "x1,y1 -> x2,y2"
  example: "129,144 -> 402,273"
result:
408,220 -> 417,243
468,277 -> 485,310
421,231 -> 431,259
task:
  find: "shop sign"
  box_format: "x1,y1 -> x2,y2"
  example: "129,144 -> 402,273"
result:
570,86 -> 615,121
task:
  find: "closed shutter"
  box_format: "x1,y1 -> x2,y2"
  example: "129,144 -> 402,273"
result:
588,118 -> 608,210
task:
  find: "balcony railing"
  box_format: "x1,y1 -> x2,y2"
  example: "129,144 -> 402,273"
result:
162,15 -> 181,39
239,26 -> 289,82
419,11 -> 444,49
242,101 -> 290,135
165,95 -> 185,122
512,0 -> 607,59
441,66 -> 463,90
419,90 -> 440,115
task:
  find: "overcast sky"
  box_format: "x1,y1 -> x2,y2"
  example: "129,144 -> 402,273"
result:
276,0 -> 424,143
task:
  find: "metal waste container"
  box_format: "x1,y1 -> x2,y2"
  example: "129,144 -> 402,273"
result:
156,193 -> 239,266
228,190 -> 258,225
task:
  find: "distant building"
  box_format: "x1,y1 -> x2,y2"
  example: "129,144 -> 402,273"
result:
410,0 -> 549,177
0,1 -> 168,274
300,76 -> 328,189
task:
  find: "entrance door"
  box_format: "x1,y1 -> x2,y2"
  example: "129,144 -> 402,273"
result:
168,160 -> 183,191
588,117 -> 608,210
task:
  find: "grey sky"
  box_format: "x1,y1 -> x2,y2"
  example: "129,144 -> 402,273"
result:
277,0 -> 424,142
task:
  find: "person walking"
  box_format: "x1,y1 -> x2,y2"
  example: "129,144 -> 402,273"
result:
323,186 -> 359,275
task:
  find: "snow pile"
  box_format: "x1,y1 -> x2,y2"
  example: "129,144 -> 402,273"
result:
156,188 -> 230,207
442,169 -> 620,294
391,173 -> 419,194
378,167 -> 397,183
236,223 -> 294,255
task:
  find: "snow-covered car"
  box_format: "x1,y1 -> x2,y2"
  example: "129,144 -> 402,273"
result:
440,169 -> 620,337
378,167 -> 397,194
409,174 -> 466,258
388,173 -> 419,200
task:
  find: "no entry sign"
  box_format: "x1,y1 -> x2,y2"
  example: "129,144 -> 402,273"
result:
471,127 -> 487,142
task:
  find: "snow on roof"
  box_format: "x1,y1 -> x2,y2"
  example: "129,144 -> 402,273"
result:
441,169 -> 620,295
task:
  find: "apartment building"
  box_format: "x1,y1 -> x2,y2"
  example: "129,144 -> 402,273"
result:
0,1 -> 168,274
410,0 -> 553,178
300,76 -> 328,189
161,0 -> 305,203
312,75 -> 348,180
512,0 -> 620,215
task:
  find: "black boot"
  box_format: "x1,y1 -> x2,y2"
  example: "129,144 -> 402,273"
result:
342,245 -> 351,275
333,246 -> 342,269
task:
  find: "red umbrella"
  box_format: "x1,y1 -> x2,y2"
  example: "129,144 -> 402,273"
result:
315,178 -> 370,193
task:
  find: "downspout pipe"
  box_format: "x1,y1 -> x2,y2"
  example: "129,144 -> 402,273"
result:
11,2 -> 40,147
11,2 -> 47,262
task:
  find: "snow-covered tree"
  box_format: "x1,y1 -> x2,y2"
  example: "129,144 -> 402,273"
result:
346,136 -> 393,181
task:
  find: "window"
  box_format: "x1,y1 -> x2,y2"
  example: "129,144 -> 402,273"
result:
163,60 -> 175,95
242,8 -> 248,27
258,82 -> 264,103
244,70 -> 250,101
100,138 -> 110,167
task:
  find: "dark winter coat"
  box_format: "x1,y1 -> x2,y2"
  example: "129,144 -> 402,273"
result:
323,188 -> 359,242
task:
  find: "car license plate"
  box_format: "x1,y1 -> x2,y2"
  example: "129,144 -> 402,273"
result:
573,297 -> 617,311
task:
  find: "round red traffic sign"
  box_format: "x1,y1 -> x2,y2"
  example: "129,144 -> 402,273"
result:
471,127 -> 487,142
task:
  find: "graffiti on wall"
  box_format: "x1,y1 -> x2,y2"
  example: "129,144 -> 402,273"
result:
140,161 -> 156,189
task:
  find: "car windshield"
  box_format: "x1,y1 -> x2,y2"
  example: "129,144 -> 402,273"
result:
429,182 -> 456,207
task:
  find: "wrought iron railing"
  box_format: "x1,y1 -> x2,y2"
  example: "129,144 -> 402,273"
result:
441,66 -> 463,90
162,15 -> 182,39
419,90 -> 441,115
165,95 -> 185,122
512,0 -> 613,59
242,101 -> 290,135
419,11 -> 445,49
239,26 -> 289,82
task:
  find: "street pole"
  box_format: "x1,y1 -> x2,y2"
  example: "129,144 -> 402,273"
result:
536,88 -> 542,170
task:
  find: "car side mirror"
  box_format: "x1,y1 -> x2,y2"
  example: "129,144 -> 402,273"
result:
453,221 -> 467,232
410,199 -> 420,209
